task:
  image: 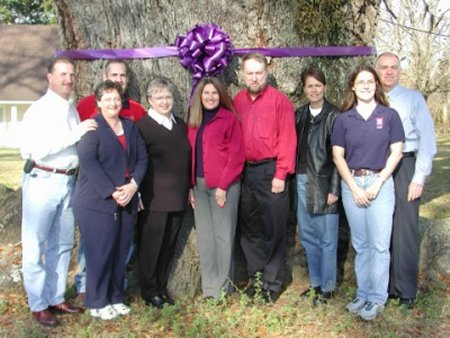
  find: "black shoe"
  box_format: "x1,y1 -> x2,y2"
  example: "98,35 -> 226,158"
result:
399,298 -> 415,309
144,295 -> 165,309
388,293 -> 399,300
244,285 -> 257,299
261,289 -> 281,304
161,293 -> 175,306
313,291 -> 334,306
300,286 -> 321,299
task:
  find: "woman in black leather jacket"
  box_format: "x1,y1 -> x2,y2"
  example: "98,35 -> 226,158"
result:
296,67 -> 340,305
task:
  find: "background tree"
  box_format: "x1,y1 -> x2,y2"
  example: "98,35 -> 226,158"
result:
376,0 -> 450,130
0,0 -> 55,24
53,0 -> 382,297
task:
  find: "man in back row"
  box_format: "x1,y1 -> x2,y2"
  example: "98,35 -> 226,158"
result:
375,52 -> 436,309
74,60 -> 146,298
77,60 -> 146,122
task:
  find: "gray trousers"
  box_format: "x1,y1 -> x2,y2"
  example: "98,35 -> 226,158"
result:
193,178 -> 240,299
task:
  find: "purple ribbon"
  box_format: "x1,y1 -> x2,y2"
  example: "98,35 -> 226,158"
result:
55,46 -> 179,60
56,23 -> 376,94
175,23 -> 233,81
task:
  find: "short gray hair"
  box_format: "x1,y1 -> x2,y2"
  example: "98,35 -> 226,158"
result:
375,52 -> 401,69
145,77 -> 175,98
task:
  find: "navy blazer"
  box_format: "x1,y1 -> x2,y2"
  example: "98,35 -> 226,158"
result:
72,114 -> 148,214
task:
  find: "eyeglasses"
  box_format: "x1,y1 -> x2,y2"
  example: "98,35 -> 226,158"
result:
354,80 -> 376,87
152,96 -> 173,102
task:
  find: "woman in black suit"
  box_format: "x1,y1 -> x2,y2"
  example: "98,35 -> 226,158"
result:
135,77 -> 190,308
72,80 -> 147,320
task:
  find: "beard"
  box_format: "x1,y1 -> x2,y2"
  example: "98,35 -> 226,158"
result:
247,83 -> 265,95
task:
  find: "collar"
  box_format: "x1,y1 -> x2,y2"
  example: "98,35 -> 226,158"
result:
385,84 -> 403,98
148,108 -> 176,128
348,104 -> 385,120
46,89 -> 73,104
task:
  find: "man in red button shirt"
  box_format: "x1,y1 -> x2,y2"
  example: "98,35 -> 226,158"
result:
234,53 -> 297,303
77,60 -> 146,122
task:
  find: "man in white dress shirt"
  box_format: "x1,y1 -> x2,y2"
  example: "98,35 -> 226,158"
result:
20,57 -> 97,326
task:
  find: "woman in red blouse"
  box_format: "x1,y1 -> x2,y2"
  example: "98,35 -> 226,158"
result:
187,77 -> 245,300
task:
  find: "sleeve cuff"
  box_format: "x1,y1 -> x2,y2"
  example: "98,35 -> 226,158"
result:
274,170 -> 287,181
411,173 -> 426,186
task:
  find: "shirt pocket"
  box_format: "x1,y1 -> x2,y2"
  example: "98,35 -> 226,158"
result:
256,117 -> 274,139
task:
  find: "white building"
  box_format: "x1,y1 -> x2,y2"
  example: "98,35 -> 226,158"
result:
0,25 -> 59,147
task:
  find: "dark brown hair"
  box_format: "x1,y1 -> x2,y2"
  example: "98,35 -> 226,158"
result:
94,80 -> 124,102
241,52 -> 268,71
187,77 -> 236,128
47,57 -> 75,74
300,67 -> 326,87
104,60 -> 128,76
340,65 -> 388,112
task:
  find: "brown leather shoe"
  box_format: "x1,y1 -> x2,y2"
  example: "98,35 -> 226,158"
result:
32,309 -> 58,326
49,301 -> 82,314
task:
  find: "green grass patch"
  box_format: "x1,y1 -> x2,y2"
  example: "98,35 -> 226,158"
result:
0,148 -> 22,190
421,134 -> 450,219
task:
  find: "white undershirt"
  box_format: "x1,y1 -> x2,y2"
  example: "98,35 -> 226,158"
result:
309,106 -> 322,117
148,108 -> 176,130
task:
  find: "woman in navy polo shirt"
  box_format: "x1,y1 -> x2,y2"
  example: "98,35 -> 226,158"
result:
331,66 -> 404,321
187,77 -> 245,300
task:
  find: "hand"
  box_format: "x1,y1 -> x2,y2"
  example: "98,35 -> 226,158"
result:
215,188 -> 227,208
271,178 -> 285,194
408,182 -> 423,202
113,182 -> 138,207
188,189 -> 195,209
327,193 -> 339,205
77,119 -> 98,137
351,186 -> 370,207
365,178 -> 383,201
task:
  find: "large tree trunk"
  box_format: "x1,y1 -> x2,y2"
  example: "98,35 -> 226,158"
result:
53,0 -> 381,298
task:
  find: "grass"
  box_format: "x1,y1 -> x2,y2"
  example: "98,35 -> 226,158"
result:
0,134 -> 449,337
420,134 -> 450,219
0,280 -> 448,337
0,148 -> 23,190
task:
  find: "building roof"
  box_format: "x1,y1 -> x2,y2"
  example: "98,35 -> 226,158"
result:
0,24 -> 60,101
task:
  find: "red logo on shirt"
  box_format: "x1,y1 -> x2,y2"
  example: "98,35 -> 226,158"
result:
376,117 -> 384,129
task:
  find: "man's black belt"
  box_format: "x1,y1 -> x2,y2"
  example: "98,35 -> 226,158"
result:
402,152 -> 415,158
246,158 -> 276,167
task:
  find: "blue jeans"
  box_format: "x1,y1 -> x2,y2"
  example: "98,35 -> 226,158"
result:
296,174 -> 338,292
21,169 -> 76,312
341,175 -> 394,304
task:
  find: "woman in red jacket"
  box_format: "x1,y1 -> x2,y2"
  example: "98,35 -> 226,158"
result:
187,77 -> 245,300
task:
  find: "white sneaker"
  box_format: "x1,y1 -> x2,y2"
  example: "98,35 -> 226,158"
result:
346,297 -> 366,314
359,301 -> 384,321
112,303 -> 131,315
90,305 -> 118,320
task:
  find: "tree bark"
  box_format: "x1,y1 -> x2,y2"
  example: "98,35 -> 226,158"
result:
53,0 -> 381,298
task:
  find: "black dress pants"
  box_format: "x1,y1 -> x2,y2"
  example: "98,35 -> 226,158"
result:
137,210 -> 184,300
239,161 -> 289,292
390,156 -> 420,299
